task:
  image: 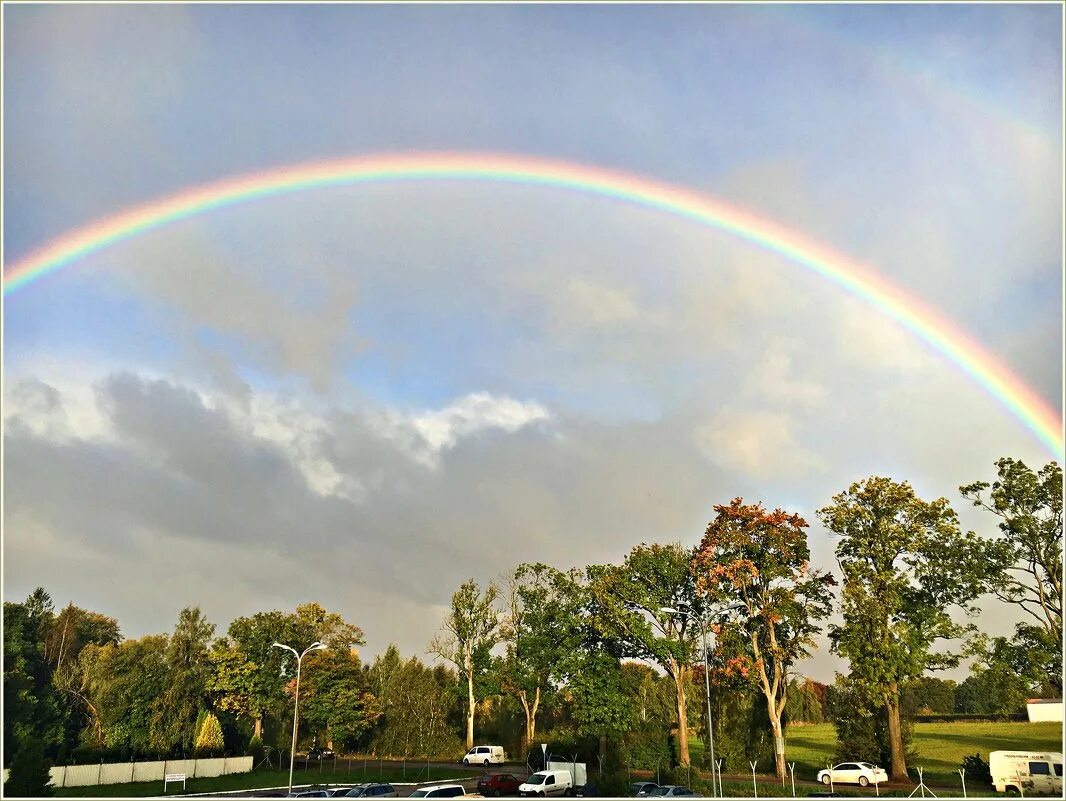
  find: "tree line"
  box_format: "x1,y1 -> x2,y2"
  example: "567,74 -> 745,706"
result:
3,458 -> 1060,795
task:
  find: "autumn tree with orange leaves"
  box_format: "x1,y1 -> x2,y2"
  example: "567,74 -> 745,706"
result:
692,499 -> 835,782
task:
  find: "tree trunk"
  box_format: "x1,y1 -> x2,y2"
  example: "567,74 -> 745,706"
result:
769,715 -> 786,782
522,687 -> 540,751
885,688 -> 909,782
253,717 -> 263,740
674,668 -> 690,766
466,667 -> 475,750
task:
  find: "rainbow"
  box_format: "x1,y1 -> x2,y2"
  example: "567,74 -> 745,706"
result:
3,151 -> 1062,458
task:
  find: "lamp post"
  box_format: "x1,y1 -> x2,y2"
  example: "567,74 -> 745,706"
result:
660,602 -> 742,799
272,641 -> 327,796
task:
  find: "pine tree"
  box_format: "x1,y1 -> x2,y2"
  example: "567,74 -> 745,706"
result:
194,712 -> 224,756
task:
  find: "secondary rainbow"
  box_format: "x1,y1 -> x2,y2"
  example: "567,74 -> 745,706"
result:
4,151 -> 1062,458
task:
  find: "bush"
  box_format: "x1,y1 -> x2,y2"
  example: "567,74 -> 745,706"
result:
961,753 -> 993,787
6,736 -> 54,797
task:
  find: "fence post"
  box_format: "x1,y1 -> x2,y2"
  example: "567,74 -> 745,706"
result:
788,762 -> 795,798
193,758 -> 198,779
749,761 -> 758,799
98,758 -> 103,786
223,755 -> 228,776
131,759 -> 135,783
959,768 -> 967,798
715,759 -> 723,798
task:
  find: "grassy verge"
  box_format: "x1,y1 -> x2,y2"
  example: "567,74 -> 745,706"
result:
53,764 -> 474,797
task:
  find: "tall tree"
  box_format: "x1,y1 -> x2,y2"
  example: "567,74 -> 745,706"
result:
693,499 -> 835,780
501,564 -> 584,753
586,543 -> 701,766
3,590 -> 64,764
818,477 -> 1001,781
152,608 -> 216,753
429,579 -> 501,750
961,458 -> 1063,691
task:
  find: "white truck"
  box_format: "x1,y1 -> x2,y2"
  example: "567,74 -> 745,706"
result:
989,750 -> 1063,795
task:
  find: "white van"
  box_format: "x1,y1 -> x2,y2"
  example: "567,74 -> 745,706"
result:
461,745 -> 506,765
519,770 -> 573,797
990,750 -> 1063,795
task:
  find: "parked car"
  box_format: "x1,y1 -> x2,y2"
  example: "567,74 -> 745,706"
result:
341,784 -> 398,797
645,787 -> 698,797
477,773 -> 523,796
463,745 -> 507,766
519,770 -> 573,797
631,782 -> 658,797
291,792 -> 330,798
307,747 -> 336,761
990,750 -> 1064,795
574,782 -> 598,797
409,785 -> 468,798
817,763 -> 888,787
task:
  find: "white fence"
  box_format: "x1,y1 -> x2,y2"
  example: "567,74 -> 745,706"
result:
2,755 -> 253,788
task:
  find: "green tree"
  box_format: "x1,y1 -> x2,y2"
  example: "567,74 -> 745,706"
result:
194,711 -> 225,755
818,477 -> 1001,781
827,675 -> 913,768
80,635 -> 169,754
368,646 -> 464,758
297,650 -> 379,750
501,564 -> 586,753
151,608 -> 215,753
787,678 -> 827,723
3,590 -> 65,764
586,543 -> 702,766
900,677 -> 956,716
961,458 -> 1063,692
429,579 -> 501,750
693,499 -> 835,780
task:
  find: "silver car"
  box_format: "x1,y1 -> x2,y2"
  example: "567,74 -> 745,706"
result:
341,784 -> 398,798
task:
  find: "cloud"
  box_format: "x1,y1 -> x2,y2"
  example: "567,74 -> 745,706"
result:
696,406 -> 825,480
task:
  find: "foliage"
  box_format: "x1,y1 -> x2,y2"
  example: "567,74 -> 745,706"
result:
818,476 -> 1002,780
826,676 -> 913,769
788,679 -> 828,723
954,671 -> 1028,716
900,677 -> 956,716
962,459 -> 1063,692
5,735 -> 55,797
960,753 -> 993,787
694,498 -> 835,778
586,543 -> 702,765
367,646 -> 464,758
194,711 -> 225,755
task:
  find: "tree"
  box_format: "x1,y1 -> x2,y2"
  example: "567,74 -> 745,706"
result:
79,635 -> 170,754
818,477 -> 1001,781
501,564 -> 585,753
900,677 -> 956,716
429,579 -> 501,750
787,679 -> 828,723
586,543 -> 701,766
961,459 -> 1063,692
152,608 -> 215,753
368,646 -> 464,758
693,499 -> 834,780
194,712 -> 225,755
3,590 -> 65,764
296,650 -> 379,750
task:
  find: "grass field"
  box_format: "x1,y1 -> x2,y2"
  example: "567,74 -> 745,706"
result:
786,721 -> 1062,786
53,764 -> 474,797
688,721 -> 1061,787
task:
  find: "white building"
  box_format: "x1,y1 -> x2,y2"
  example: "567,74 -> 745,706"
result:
1026,698 -> 1064,722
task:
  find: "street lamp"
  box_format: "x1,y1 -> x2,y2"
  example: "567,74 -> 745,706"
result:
660,602 -> 743,799
272,641 -> 327,795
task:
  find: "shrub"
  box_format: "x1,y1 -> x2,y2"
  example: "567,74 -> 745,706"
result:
193,712 -> 224,756
961,753 -> 993,787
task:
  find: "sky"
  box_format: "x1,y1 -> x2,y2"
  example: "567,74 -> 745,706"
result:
2,4 -> 1063,682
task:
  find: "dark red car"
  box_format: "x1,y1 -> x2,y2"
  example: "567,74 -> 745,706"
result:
477,772 -> 523,797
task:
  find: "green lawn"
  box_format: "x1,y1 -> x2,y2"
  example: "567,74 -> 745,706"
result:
786,721 -> 1062,786
54,763 -> 474,797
